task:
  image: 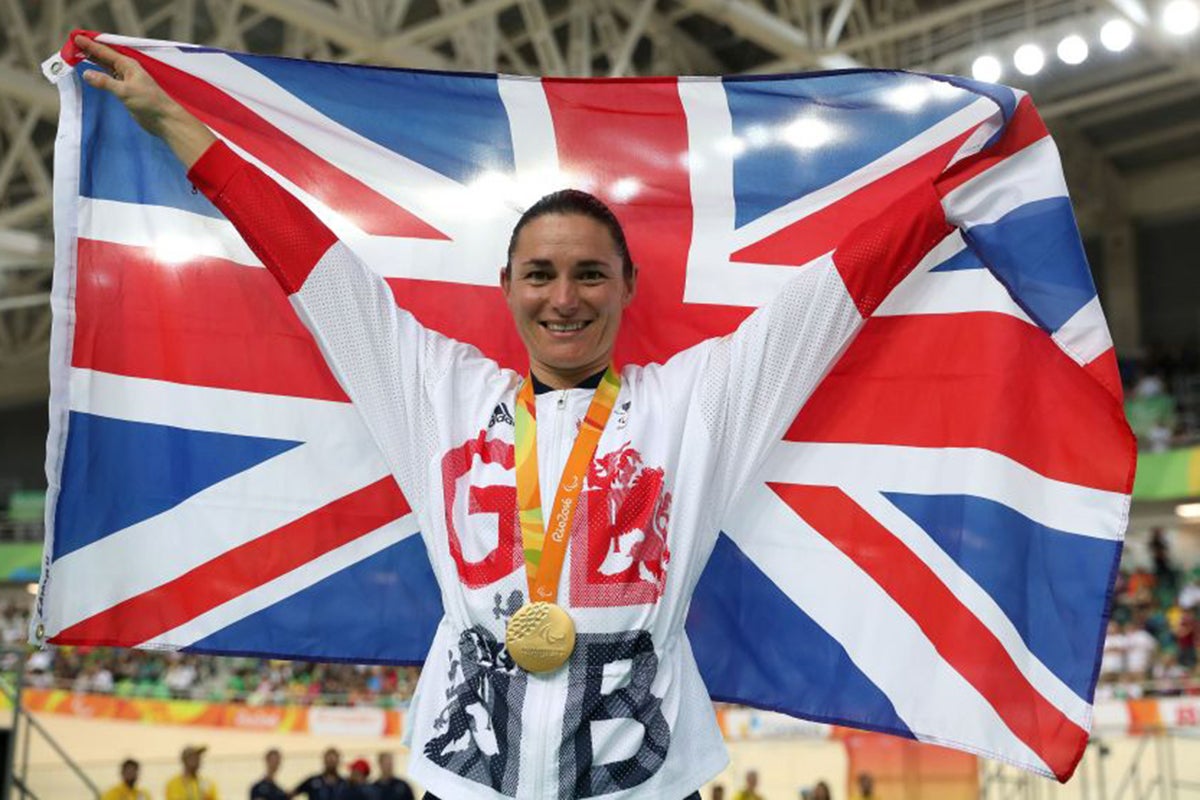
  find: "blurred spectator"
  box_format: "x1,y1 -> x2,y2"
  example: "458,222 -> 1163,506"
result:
294,747 -> 345,800
1124,620 -> 1158,683
375,752 -> 414,800
344,759 -> 373,800
810,782 -> 832,800
3,599 -> 419,707
1177,607 -> 1198,670
854,773 -> 876,799
166,744 -> 219,800
710,785 -> 726,800
1179,569 -> 1200,611
250,748 -> 287,800
734,770 -> 764,800
164,655 -> 198,698
1101,620 -> 1127,681
1,604 -> 26,644
101,758 -> 150,800
1125,374 -> 1177,451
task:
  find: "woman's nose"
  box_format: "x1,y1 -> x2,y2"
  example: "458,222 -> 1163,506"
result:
548,276 -> 579,313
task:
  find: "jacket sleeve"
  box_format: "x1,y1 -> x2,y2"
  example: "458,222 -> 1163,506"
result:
692,181 -> 951,520
188,141 -> 499,510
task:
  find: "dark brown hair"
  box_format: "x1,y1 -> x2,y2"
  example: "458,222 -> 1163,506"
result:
506,189 -> 633,279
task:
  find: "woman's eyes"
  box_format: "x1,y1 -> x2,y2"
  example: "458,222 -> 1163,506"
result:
525,269 -> 608,283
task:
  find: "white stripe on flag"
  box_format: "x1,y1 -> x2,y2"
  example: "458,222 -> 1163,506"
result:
152,50 -> 470,231
849,487 -> 1093,727
730,97 -> 998,252
69,368 -> 361,443
45,454 -> 393,634
79,197 -> 262,267
152,49 -> 513,287
724,482 -> 1053,775
678,77 -> 801,307
1052,296 -> 1114,366
760,441 -> 1127,540
874,232 -> 1033,322
677,79 -> 998,307
147,513 -> 421,649
941,137 -> 1067,228
45,421 -> 392,634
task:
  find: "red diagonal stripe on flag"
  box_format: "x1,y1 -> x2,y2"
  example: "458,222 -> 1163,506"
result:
785,313 -> 1133,492
52,476 -> 411,647
732,130 -> 971,269
770,483 -> 1087,781
109,43 -> 448,241
936,96 -> 1049,197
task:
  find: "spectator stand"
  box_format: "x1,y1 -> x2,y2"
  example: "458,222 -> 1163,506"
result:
1,642 -> 99,799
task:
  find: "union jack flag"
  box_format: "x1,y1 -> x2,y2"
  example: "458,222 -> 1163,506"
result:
36,32 -> 1133,780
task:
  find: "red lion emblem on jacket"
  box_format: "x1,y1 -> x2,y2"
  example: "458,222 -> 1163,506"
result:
573,443 -> 673,607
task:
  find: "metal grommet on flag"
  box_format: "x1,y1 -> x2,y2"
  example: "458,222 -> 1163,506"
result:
41,54 -> 69,82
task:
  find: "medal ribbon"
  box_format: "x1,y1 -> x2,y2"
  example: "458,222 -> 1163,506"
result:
514,366 -> 621,601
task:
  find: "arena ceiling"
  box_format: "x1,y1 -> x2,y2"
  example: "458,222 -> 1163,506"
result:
0,0 -> 1198,407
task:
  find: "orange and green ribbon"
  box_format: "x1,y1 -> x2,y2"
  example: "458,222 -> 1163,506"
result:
515,366 -> 621,602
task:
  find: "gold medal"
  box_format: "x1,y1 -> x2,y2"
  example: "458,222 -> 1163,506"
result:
505,601 -> 576,673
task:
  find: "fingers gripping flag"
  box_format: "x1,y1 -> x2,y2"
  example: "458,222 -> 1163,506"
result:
36,32 -> 1133,781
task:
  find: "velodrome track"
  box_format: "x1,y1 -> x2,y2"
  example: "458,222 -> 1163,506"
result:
22,710 -> 1200,799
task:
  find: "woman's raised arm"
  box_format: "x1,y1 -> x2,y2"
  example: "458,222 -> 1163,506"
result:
74,34 -> 215,169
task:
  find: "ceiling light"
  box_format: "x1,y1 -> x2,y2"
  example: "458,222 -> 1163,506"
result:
1163,0 -> 1200,34
1100,18 -> 1135,51
1177,502 -> 1200,520
971,55 -> 1003,82
1013,43 -> 1046,75
1057,34 -> 1090,64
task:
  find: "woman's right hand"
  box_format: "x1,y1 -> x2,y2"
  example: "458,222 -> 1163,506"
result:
75,34 -> 216,169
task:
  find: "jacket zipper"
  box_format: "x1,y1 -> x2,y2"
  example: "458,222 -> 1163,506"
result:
529,389 -> 569,799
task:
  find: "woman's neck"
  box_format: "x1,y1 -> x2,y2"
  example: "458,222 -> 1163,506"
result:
529,361 -> 609,391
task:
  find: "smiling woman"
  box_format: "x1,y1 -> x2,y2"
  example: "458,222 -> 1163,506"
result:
501,194 -> 637,391
70,32 -> 922,800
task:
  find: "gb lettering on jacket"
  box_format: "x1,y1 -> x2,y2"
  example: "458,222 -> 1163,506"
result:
442,431 -> 672,608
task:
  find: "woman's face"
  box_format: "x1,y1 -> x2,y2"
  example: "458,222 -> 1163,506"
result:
502,213 -> 636,388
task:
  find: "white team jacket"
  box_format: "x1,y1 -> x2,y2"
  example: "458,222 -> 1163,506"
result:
190,141 -> 941,800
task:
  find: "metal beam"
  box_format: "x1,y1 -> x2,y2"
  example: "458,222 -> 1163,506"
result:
568,0 -> 593,76
0,293 -> 50,313
608,0 -> 656,76
0,230 -> 51,271
516,0 -> 568,73
825,0 -> 855,47
679,0 -> 813,57
0,198 -> 51,229
1104,0 -> 1150,26
1039,71 -> 1195,119
828,0 -> 1014,56
239,0 -> 450,67
381,0 -> 518,48
0,64 -> 59,118
1072,82 -> 1200,129
1102,119 -> 1200,159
